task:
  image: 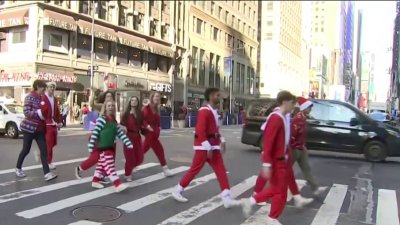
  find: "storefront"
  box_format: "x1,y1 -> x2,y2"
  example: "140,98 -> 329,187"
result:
116,75 -> 148,109
187,91 -> 205,110
145,81 -> 172,107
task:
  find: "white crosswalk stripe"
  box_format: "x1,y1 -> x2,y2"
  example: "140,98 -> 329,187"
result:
377,189 -> 400,225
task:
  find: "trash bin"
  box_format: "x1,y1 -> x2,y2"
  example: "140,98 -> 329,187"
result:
187,111 -> 198,127
160,112 -> 171,129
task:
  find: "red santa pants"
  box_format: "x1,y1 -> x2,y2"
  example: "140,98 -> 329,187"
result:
93,149 -> 121,187
253,161 -> 289,219
143,132 -> 167,166
80,134 -> 116,171
124,133 -> 143,176
45,125 -> 58,164
179,150 -> 230,191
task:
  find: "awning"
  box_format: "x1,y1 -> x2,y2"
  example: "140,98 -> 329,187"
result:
117,31 -> 148,51
77,19 -> 117,42
148,41 -> 174,58
43,10 -> 77,31
0,8 -> 29,29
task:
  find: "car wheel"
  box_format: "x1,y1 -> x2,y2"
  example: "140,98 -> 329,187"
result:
363,140 -> 387,162
6,123 -> 19,139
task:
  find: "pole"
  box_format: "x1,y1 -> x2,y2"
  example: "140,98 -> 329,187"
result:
89,0 -> 95,110
229,49 -> 233,114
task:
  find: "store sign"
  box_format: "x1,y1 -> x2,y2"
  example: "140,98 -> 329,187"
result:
0,72 -> 31,82
47,18 -> 77,31
119,37 -> 148,50
80,27 -> 117,42
37,72 -> 77,83
125,80 -> 146,89
149,82 -> 172,93
0,17 -> 28,29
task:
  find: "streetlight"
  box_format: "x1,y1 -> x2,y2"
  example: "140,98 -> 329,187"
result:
229,46 -> 246,114
89,0 -> 96,110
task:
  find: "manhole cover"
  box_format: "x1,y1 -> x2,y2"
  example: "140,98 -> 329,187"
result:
72,205 -> 122,222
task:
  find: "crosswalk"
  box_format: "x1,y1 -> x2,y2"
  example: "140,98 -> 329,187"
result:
0,158 -> 399,225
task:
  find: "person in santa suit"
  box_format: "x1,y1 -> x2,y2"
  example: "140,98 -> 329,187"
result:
290,97 -> 327,195
172,87 -> 239,208
241,91 -> 297,225
39,82 -> 63,170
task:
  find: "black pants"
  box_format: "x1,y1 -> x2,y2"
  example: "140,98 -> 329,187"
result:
62,115 -> 67,127
16,131 -> 50,175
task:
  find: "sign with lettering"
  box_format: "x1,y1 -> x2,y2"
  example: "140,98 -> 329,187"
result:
149,82 -> 172,93
0,72 -> 31,83
79,25 -> 117,42
119,37 -> 148,51
37,72 -> 77,83
117,76 -> 147,91
150,47 -> 174,58
0,17 -> 28,29
125,80 -> 146,89
0,71 -> 77,86
46,17 -> 77,31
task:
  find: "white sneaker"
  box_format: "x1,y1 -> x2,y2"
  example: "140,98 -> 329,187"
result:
253,192 -> 267,206
15,168 -> 26,178
124,175 -> 133,182
33,150 -> 40,163
92,182 -> 105,189
163,166 -> 173,177
286,189 -> 293,202
49,163 -> 56,170
172,189 -> 189,203
115,183 -> 128,193
266,217 -> 283,225
75,166 -> 82,179
293,195 -> 314,208
44,172 -> 57,181
223,197 -> 241,209
313,186 -> 328,196
241,198 -> 254,218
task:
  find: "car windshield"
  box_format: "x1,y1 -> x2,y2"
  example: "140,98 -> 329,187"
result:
370,109 -> 386,114
5,104 -> 23,114
369,113 -> 387,122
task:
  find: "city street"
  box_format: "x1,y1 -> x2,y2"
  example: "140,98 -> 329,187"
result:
0,125 -> 399,225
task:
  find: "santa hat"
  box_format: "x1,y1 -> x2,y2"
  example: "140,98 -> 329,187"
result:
46,81 -> 56,88
297,97 -> 313,111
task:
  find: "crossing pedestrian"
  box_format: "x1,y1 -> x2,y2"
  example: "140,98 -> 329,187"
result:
172,87 -> 240,208
290,97 -> 327,195
15,80 -> 57,181
61,104 -> 68,127
41,81 -> 63,170
88,100 -> 133,192
241,91 -> 297,225
141,92 -> 173,177
120,96 -> 143,181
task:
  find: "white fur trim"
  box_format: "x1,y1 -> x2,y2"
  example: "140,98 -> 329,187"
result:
193,145 -> 221,150
220,137 -> 226,143
262,163 -> 272,167
46,81 -> 57,87
300,100 -> 313,111
36,109 -> 45,120
201,140 -> 212,151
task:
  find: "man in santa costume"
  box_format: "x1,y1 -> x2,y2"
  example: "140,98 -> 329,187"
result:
241,91 -> 297,225
41,81 -> 63,169
172,87 -> 239,208
290,97 -> 327,195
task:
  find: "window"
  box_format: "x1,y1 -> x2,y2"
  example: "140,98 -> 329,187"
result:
161,24 -> 169,40
267,21 -> 273,26
157,55 -> 171,73
209,53 -> 214,87
161,0 -> 168,12
94,39 -> 110,61
266,32 -> 272,40
315,27 -> 318,32
79,1 -> 89,14
199,49 -> 205,86
148,53 -> 158,70
321,28 -> 324,32
211,1 -> 215,15
49,34 -> 62,47
253,10 -> 256,22
45,30 -> 69,54
12,31 -> 26,44
196,18 -> 203,34
246,66 -> 251,94
216,55 -> 221,88
191,46 -> 198,85
77,34 -> 91,58
267,2 -> 273,10
236,63 -> 240,91
150,0 -> 158,9
150,19 -> 159,37
133,13 -> 144,32
119,6 -> 127,26
213,27 -> 218,41
129,48 -> 143,68
54,0 -> 63,6
226,34 -> 233,48
117,45 -> 128,65
98,1 -> 107,20
240,64 -> 245,93
218,6 -> 222,19
224,11 -> 228,23
310,102 -> 357,123
231,15 -> 234,26
0,34 -> 7,52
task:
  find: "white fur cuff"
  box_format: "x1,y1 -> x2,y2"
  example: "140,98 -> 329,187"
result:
201,140 -> 212,151
36,109 -> 45,120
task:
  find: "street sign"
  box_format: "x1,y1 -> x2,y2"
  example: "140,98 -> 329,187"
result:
223,57 -> 232,77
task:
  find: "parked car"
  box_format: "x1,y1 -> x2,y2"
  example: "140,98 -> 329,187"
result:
369,112 -> 390,122
0,102 -> 24,138
241,99 -> 400,162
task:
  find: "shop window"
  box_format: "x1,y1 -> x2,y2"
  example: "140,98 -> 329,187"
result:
79,1 -> 89,14
44,28 -> 69,54
0,34 -> 7,53
128,48 -> 143,68
117,45 -> 128,65
150,19 -> 159,37
133,13 -> 144,32
158,55 -> 171,73
94,39 -> 110,61
77,34 -> 91,58
12,31 -> 26,44
161,24 -> 169,40
148,53 -> 158,71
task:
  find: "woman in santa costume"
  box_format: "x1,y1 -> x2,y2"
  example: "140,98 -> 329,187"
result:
41,81 -> 63,170
141,92 -> 172,177
172,87 -> 239,208
290,97 -> 327,195
241,91 -> 297,225
120,96 -> 143,181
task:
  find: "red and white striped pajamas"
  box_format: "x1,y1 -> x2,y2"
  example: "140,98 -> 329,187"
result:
93,149 -> 122,187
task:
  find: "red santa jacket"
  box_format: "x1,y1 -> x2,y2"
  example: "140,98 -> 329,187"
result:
142,104 -> 161,134
290,111 -> 307,150
41,94 -> 62,126
194,104 -> 225,151
261,110 -> 290,166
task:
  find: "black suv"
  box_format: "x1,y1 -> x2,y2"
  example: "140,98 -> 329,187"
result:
241,99 -> 400,162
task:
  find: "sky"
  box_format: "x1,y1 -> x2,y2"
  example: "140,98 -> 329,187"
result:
357,1 -> 396,102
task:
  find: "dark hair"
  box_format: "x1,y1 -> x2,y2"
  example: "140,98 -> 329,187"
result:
97,90 -> 116,104
204,88 -> 220,101
276,91 -> 296,105
121,96 -> 142,126
32,80 -> 47,91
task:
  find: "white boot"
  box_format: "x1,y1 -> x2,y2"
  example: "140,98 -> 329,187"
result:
266,216 -> 283,225
221,189 -> 240,209
162,166 -> 173,177
313,186 -> 328,196
172,185 -> 188,202
293,194 -> 314,208
241,197 -> 256,218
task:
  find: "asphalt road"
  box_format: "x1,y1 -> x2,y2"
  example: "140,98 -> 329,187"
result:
0,126 -> 399,225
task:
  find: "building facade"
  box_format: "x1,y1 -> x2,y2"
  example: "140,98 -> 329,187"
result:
390,0 -> 400,112
184,1 -> 259,112
259,1 -> 306,97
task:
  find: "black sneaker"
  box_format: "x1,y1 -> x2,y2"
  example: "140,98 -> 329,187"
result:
75,166 -> 82,179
